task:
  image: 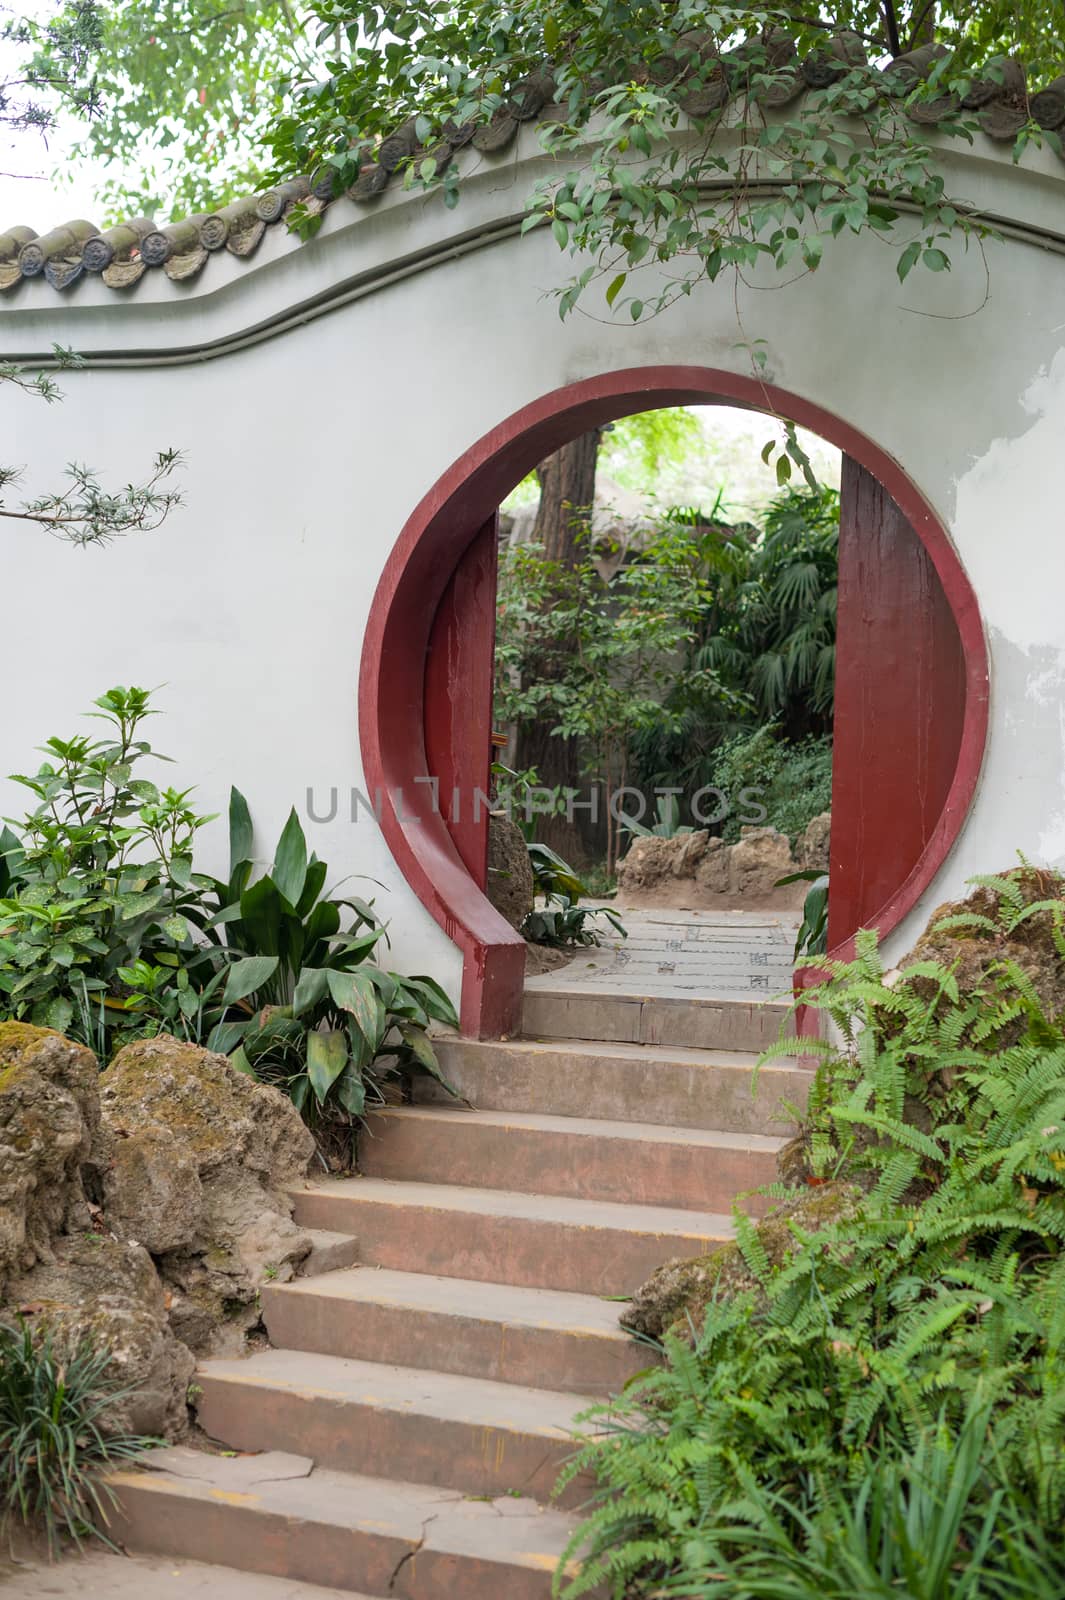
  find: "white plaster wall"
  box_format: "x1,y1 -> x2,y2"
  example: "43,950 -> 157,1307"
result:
3,127 -> 1065,996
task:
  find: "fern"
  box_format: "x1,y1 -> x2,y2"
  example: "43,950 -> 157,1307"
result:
557,866 -> 1065,1597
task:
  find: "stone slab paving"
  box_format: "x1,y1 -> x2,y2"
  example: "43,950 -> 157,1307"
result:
2,1549 -> 365,1597
526,907 -> 799,1002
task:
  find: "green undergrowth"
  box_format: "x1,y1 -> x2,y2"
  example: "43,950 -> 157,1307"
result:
552,866 -> 1065,1599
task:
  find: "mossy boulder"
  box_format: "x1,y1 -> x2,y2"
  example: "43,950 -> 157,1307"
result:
621,1182 -> 862,1343
97,1037 -> 316,1355
0,1024 -> 99,1299
4,1233 -> 195,1439
904,865 -> 1065,1036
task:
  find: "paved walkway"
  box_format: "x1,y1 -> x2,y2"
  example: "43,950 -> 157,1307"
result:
526,907 -> 799,1004
2,1549 -> 358,1597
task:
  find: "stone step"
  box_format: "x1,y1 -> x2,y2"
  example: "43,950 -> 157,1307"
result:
196,1348 -> 594,1506
107,1448 -> 592,1600
522,985 -> 792,1053
428,1036 -> 808,1133
289,1177 -> 732,1295
299,1228 -> 361,1275
11,1548 -> 374,1599
262,1267 -> 651,1394
361,1105 -> 783,1213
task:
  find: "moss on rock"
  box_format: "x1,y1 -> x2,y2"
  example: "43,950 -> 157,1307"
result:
622,1183 -> 862,1343
0,1026 -> 99,1298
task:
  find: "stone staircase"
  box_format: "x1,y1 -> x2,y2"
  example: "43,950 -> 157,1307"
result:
105,983 -> 808,1599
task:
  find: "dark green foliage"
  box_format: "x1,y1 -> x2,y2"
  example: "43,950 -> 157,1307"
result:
0,686 -> 220,1048
526,840 -> 587,901
263,3 -> 1061,323
522,840 -> 625,948
776,870 -> 829,958
553,870 -> 1065,1598
499,483 -> 836,858
523,894 -> 625,949
0,1320 -> 155,1557
203,791 -> 459,1121
0,691 -> 459,1134
633,485 -> 838,807
704,726 -> 834,844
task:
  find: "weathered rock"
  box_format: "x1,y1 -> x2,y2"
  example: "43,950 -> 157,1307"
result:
615,825 -> 811,909
4,1233 -> 195,1439
0,1024 -> 99,1298
903,865 -> 1065,1042
694,834 -> 730,893
617,831 -> 709,897
97,1037 -> 315,1355
486,812 -> 535,930
728,827 -> 797,899
102,1125 -> 203,1255
796,811 -> 831,871
621,1182 -> 862,1342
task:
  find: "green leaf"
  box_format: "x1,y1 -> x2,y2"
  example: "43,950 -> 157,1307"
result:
272,809 -> 309,909
208,1020 -> 248,1054
45,995 -> 73,1034
551,217 -> 569,249
222,955 -> 280,1007
605,271 -> 626,307
401,975 -> 459,1029
229,1045 -> 257,1078
544,14 -> 560,50
335,1063 -> 367,1117
897,239 -> 921,281
326,968 -> 380,1044
163,913 -> 187,942
239,876 -> 282,956
292,966 -> 329,1017
228,787 -> 254,879
923,246 -> 949,272
306,1028 -> 349,1104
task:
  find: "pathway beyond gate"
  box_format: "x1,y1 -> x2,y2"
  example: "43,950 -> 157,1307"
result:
97,921 -> 810,1598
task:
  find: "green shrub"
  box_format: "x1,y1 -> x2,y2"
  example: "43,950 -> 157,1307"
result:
0,686 -> 218,1045
710,725 -> 832,841
0,1321 -> 155,1557
553,869 -> 1065,1599
202,790 -> 458,1122
0,691 -> 459,1134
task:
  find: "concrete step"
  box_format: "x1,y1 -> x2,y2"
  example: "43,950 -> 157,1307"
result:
299,1227 -> 361,1276
361,1105 -> 783,1213
428,1036 -> 808,1133
289,1177 -> 732,1295
10,1549 -> 373,1599
196,1348 -> 593,1506
107,1447 -> 592,1600
262,1267 -> 652,1394
522,985 -> 792,1052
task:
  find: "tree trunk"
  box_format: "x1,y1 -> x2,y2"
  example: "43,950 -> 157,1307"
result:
515,430 -> 600,863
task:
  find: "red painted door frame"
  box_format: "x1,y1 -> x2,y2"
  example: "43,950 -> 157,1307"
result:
424,514 -> 499,891
359,367 -> 989,1039
828,458 -> 967,951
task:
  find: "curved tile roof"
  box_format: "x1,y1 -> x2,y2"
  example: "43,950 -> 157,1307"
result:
0,36 -> 1060,297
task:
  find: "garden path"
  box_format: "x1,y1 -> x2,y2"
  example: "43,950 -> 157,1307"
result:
97,942 -> 808,1599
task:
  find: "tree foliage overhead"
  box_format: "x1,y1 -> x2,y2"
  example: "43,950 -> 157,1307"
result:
19,0 -> 323,221
258,1 -> 1065,320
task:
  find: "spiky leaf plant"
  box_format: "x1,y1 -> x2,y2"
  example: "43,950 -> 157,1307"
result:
0,1320 -> 156,1557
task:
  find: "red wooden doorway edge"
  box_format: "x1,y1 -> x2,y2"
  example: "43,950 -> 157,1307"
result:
359,367 -> 989,1040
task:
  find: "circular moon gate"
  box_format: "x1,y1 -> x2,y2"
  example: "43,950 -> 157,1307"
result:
360,367 -> 989,1039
